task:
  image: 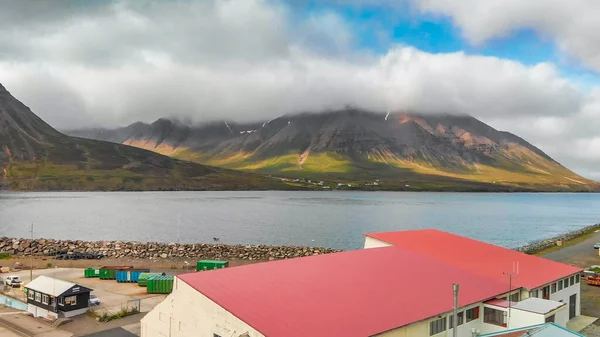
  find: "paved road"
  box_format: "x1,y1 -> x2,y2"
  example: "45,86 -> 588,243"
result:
82,327 -> 137,337
542,231 -> 600,265
0,326 -> 20,337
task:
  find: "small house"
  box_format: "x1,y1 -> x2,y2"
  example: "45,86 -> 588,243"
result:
24,275 -> 93,319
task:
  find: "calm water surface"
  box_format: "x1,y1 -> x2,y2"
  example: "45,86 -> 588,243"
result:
1,191 -> 599,250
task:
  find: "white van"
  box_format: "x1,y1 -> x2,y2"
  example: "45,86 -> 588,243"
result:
5,276 -> 22,287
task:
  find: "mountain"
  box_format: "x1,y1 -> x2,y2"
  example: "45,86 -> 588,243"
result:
66,109 -> 600,192
0,83 -> 292,191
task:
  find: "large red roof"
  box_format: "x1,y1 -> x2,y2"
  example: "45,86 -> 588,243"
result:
179,246 -> 509,337
365,229 -> 581,290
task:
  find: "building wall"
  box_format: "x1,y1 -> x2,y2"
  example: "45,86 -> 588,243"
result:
554,304 -> 570,326
508,308 -> 544,330
374,303 -> 483,337
27,303 -> 58,319
363,237 -> 392,249
141,278 -> 265,337
57,292 -> 90,315
524,274 -> 581,322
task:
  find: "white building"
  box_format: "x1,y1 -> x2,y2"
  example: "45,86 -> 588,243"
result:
142,229 -> 582,337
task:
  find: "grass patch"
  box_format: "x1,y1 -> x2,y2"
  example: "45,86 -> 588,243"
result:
88,307 -> 139,322
0,253 -> 11,260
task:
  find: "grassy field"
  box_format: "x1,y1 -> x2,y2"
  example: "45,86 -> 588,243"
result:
168,149 -> 599,192
2,160 -> 303,191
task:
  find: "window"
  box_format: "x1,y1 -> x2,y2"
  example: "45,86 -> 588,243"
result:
430,317 -> 446,336
179,322 -> 187,332
213,334 -> 222,337
576,274 -> 580,283
28,290 -> 34,300
558,280 -> 563,291
545,315 -> 555,323
530,290 -> 538,298
35,292 -> 41,302
484,307 -> 506,327
564,278 -> 569,288
510,292 -> 520,302
65,296 -> 77,306
570,276 -> 575,286
551,283 -> 557,293
58,297 -> 64,306
542,286 -> 550,299
466,307 -> 479,322
42,294 -> 49,305
449,312 -> 464,328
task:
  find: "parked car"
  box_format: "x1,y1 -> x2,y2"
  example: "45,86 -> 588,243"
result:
5,275 -> 22,287
594,243 -> 600,249
89,294 -> 101,306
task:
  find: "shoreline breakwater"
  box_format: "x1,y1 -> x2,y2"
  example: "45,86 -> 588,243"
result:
1,223 -> 599,261
0,238 -> 341,261
515,223 -> 600,254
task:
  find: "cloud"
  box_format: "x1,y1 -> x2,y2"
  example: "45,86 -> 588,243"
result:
0,0 -> 598,179
413,0 -> 600,72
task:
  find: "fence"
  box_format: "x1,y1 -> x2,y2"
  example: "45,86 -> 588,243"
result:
0,293 -> 28,311
87,297 -> 161,318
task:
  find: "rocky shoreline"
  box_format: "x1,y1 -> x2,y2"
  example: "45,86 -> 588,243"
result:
1,224 -> 598,262
515,223 -> 600,254
0,238 -> 342,261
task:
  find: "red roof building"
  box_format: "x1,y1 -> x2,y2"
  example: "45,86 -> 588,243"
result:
364,229 -> 582,290
141,229 -> 583,337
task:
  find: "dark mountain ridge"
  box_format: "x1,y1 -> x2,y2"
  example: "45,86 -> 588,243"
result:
66,108 -> 600,191
0,83 -> 290,191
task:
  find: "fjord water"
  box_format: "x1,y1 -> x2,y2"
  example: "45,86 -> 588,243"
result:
1,191 -> 599,250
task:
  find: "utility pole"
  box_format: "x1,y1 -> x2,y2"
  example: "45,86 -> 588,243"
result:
453,284 -> 459,337
30,222 -> 33,282
503,272 -> 514,327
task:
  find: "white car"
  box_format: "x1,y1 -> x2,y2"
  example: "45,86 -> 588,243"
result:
5,276 -> 22,287
594,243 -> 600,249
89,294 -> 101,306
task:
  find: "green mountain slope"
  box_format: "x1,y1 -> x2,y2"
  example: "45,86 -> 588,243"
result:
0,83 -> 292,191
67,109 -> 600,192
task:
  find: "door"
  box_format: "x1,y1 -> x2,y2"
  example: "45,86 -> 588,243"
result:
569,294 -> 577,319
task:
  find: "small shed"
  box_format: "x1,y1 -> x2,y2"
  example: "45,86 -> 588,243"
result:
24,275 -> 93,319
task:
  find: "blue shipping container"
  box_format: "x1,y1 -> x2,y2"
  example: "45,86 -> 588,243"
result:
116,269 -> 150,283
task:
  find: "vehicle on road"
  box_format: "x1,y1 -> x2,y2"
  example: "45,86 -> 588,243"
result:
5,275 -> 22,287
89,294 -> 101,305
594,243 -> 600,249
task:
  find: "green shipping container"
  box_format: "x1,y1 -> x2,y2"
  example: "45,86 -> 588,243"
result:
84,268 -> 100,278
196,260 -> 229,272
99,266 -> 133,280
147,275 -> 174,294
138,273 -> 163,287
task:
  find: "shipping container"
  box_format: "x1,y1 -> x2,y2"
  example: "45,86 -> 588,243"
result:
138,273 -> 164,287
117,269 -> 150,283
84,268 -> 100,278
99,266 -> 134,280
116,269 -> 150,283
196,260 -> 229,272
147,275 -> 174,294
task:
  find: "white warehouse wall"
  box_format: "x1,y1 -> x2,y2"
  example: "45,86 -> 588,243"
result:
141,278 -> 264,337
375,303 -> 483,337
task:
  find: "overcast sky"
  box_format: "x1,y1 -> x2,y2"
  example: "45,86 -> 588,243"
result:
1,0 -> 600,179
